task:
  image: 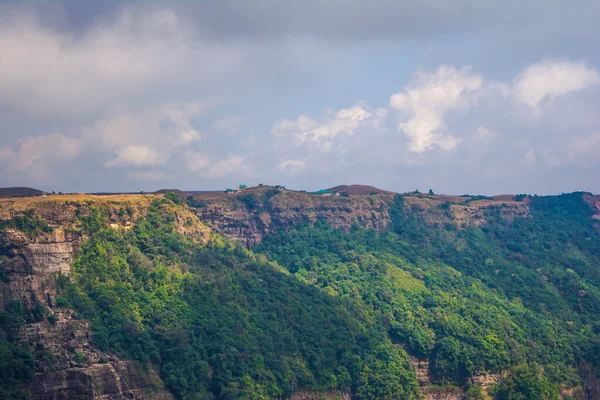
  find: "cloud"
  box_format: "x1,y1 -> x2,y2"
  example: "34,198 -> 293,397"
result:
72,1 -> 595,44
271,105 -> 388,152
128,171 -> 173,181
513,60 -> 599,107
105,145 -> 169,167
185,152 -> 211,172
185,153 -> 247,178
0,5 -> 263,117
210,155 -> 246,177
389,65 -> 483,152
2,133 -> 82,183
267,59 -> 600,193
275,159 -> 307,175
0,1 -> 598,195
84,102 -> 207,167
540,132 -> 600,167
178,129 -> 203,145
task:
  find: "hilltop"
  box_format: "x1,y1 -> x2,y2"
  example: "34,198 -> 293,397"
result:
0,187 -> 44,198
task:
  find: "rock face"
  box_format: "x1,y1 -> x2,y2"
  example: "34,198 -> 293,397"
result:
0,227 -> 79,311
31,362 -> 166,400
0,195 -> 175,399
191,187 -> 530,246
193,188 -> 395,246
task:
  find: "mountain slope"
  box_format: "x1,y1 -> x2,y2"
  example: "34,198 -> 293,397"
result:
256,192 -> 600,399
1,189 -> 600,399
0,193 -> 420,399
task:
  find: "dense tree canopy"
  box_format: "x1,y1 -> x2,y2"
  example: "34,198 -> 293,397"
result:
257,193 -> 600,397
2,192 -> 600,399
58,197 -> 421,399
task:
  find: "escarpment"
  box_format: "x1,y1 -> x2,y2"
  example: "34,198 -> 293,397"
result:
2,189 -> 598,399
189,186 -> 530,246
0,194 -> 207,399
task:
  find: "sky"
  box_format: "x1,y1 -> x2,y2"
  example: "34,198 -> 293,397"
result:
1,1 -> 599,195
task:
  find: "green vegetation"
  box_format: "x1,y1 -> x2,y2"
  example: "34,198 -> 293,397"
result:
0,301 -> 34,399
2,191 -> 600,398
237,189 -> 280,212
58,197 -> 421,399
0,210 -> 53,238
186,196 -> 207,208
256,193 -> 600,397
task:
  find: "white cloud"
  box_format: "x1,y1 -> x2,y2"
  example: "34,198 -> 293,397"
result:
266,59 -> 600,190
185,152 -> 247,178
275,159 -> 307,175
389,65 -> 483,152
513,60 -> 599,107
185,152 -> 212,172
272,115 -> 319,137
178,129 -> 203,145
271,105 -> 387,152
83,102 -> 208,168
1,133 -> 82,183
13,134 -> 81,170
535,133 -> 600,168
210,155 -> 246,177
105,145 -> 169,167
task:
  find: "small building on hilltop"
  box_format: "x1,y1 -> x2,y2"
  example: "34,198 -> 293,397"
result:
239,184 -> 247,189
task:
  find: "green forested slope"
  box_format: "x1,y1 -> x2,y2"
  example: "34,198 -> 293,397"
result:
57,197 -> 421,399
2,192 -> 600,399
256,193 -> 600,399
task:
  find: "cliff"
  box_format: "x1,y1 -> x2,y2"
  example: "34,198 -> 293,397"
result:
189,186 -> 529,246
0,194 -> 208,400
1,189 -> 597,399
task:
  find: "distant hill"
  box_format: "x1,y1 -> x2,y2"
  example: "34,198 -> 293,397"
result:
0,187 -> 44,198
328,184 -> 391,195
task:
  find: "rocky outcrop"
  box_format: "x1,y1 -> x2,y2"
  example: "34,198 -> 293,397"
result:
191,187 -> 531,246
194,188 -> 394,246
31,362 -> 170,400
411,358 -> 431,387
0,227 -> 79,310
0,195 -> 181,399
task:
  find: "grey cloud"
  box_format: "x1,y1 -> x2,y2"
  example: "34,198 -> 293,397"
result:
0,1 -> 599,195
32,1 -> 597,42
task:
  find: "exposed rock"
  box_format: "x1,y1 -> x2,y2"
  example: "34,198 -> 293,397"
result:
0,227 -> 79,310
194,190 -> 393,246
0,195 -> 180,399
411,357 -> 431,387
191,187 -> 530,246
